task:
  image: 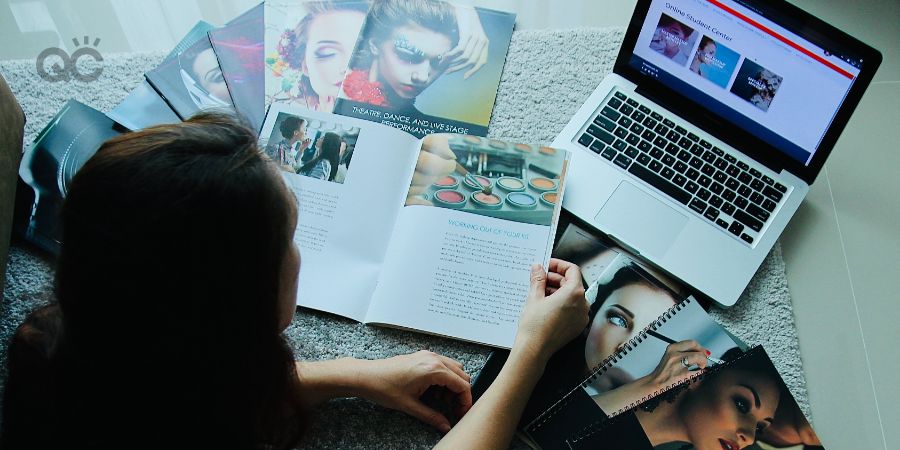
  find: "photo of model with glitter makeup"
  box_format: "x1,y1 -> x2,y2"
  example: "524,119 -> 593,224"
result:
265,1 -> 371,113
649,13 -> 697,66
334,0 -> 516,137
261,111 -> 360,184
404,134 -> 567,226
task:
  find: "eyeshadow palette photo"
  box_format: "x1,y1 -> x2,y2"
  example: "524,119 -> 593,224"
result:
408,135 -> 568,226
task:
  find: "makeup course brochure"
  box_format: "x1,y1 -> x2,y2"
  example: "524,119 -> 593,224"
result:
258,103 -> 569,347
333,0 -> 516,137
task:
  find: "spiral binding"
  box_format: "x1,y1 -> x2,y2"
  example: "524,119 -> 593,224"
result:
565,346 -> 764,446
526,297 -> 692,431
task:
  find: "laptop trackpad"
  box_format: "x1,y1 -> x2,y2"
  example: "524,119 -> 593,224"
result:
594,182 -> 688,258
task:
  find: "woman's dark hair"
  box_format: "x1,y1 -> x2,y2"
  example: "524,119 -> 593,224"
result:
278,1 -> 370,109
351,0 -> 459,69
279,115 -> 305,139
3,111 -> 305,448
299,131 -> 342,181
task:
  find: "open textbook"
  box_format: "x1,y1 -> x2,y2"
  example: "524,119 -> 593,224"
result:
259,103 -> 569,347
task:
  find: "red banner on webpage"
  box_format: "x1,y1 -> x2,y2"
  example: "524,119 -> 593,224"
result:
706,0 -> 854,79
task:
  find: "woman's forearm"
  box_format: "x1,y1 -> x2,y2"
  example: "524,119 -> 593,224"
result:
295,358 -> 368,410
434,344 -> 549,450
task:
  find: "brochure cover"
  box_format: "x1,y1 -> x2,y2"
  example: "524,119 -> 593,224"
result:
107,21 -> 215,130
264,0 -> 370,113
210,3 -> 266,131
146,35 -> 234,119
333,0 -> 516,137
13,100 -> 124,253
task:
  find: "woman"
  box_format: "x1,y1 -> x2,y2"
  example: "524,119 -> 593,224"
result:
572,349 -> 785,450
298,131 -> 342,181
691,36 -> 718,77
650,14 -> 695,65
341,0 -> 458,113
276,1 -> 370,111
2,111 -> 588,449
582,262 -> 681,377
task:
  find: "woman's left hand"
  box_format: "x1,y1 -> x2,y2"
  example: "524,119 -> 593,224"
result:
357,350 -> 473,433
444,6 -> 490,79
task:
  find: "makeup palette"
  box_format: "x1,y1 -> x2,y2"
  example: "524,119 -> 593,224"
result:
418,136 -> 567,226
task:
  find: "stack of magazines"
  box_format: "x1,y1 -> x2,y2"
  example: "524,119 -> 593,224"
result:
14,0 -> 517,254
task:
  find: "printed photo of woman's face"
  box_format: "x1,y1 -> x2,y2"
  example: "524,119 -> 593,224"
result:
583,282 -> 677,372
373,23 -> 453,99
698,41 -> 717,64
678,369 -> 780,450
303,9 -> 367,101
191,48 -> 230,104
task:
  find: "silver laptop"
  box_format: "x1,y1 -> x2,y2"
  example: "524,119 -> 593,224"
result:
554,0 -> 881,306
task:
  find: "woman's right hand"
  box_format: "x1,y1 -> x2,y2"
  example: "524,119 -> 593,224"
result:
643,340 -> 710,391
514,259 -> 589,364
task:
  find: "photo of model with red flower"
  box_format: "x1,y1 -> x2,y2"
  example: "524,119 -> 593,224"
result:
334,0 -> 515,137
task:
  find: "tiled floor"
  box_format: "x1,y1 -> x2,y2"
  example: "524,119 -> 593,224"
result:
1,0 -> 897,447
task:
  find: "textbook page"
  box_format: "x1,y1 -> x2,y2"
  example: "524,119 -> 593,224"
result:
364,136 -> 569,347
259,104 -> 420,320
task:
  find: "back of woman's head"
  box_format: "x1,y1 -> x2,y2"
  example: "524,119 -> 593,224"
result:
53,111 -> 303,447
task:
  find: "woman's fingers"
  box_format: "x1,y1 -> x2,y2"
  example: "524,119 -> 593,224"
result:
415,149 -> 457,176
437,355 -> 471,383
401,397 -> 453,433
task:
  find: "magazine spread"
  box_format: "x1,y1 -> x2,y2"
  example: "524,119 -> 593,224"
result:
258,103 -> 569,347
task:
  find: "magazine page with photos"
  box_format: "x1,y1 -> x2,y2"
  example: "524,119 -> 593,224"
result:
259,103 -> 422,320
210,3 -> 266,131
264,0 -> 370,113
364,134 -> 569,347
567,346 -> 824,450
333,0 -> 516,137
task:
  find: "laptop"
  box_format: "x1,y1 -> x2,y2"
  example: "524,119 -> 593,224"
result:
553,0 -> 881,306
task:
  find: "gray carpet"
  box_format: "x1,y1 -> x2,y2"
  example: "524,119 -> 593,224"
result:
0,27 -> 809,448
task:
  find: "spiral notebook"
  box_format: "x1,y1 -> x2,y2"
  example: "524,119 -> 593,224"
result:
522,296 -> 741,449
563,346 -> 824,450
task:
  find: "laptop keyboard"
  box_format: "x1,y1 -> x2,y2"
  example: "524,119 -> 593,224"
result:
577,91 -> 790,246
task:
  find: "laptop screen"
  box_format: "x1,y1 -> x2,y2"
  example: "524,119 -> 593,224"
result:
628,0 -> 864,166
